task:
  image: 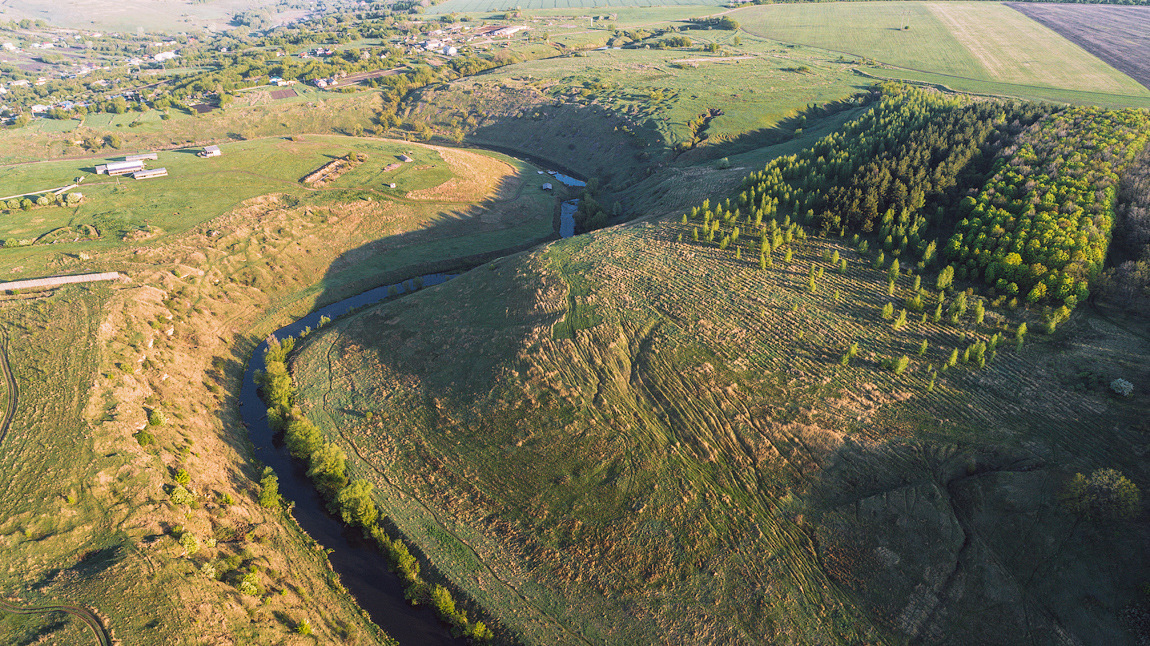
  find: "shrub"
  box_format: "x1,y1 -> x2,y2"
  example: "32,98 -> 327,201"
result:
335,480 -> 378,529
134,430 -> 156,446
179,531 -> 200,556
296,619 -> 312,635
881,302 -> 894,319
258,467 -> 281,509
1064,468 -> 1141,520
175,468 -> 190,485
147,409 -> 166,426
1110,378 -> 1134,397
168,484 -> 194,506
893,355 -> 910,375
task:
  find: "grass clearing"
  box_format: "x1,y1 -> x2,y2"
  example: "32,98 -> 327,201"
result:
736,1 -> 1150,104
0,135 -> 555,269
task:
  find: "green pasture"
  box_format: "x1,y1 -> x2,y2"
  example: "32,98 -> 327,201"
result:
425,45 -> 867,154
736,2 -> 1150,103
0,135 -> 545,261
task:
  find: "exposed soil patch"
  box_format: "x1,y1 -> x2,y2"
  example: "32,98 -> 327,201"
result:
1009,3 -> 1150,91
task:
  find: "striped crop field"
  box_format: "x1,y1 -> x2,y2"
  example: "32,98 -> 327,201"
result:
429,0 -> 726,13
737,1 -> 1150,101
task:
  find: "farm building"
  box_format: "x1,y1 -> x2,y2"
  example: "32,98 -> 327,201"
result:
399,154 -> 414,162
542,183 -> 553,191
97,160 -> 145,176
132,167 -> 168,180
199,145 -> 221,158
125,153 -> 159,162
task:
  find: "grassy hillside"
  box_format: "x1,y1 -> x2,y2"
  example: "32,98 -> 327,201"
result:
0,136 -> 556,279
291,93 -> 1150,644
402,45 -> 869,193
0,137 -> 559,643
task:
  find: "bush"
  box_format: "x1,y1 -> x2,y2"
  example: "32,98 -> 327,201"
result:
1110,378 -> 1134,397
179,531 -> 200,556
257,467 -> 281,509
168,484 -> 194,506
134,430 -> 156,446
175,468 -> 190,485
296,619 -> 312,635
148,409 -> 166,426
1064,468 -> 1141,520
335,479 -> 378,529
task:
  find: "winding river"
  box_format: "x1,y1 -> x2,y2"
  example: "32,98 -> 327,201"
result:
240,165 -> 584,644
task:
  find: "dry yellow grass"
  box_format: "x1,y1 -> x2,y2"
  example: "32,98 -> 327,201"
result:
406,146 -> 519,203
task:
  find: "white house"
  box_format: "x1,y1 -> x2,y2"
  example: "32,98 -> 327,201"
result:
199,145 -> 221,158
442,45 -> 458,56
154,51 -> 177,62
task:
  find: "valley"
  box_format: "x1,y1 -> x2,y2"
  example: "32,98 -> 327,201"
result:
0,1 -> 1148,644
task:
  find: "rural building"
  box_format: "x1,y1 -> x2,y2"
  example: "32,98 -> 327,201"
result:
542,183 -> 553,191
125,153 -> 159,162
199,145 -> 221,158
399,154 -> 414,162
132,167 -> 168,180
154,51 -> 177,62
442,45 -> 458,56
98,160 -> 146,176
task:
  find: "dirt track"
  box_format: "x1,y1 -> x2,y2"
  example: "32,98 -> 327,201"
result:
0,598 -> 112,646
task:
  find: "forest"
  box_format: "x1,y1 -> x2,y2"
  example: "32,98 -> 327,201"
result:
693,85 -> 1150,309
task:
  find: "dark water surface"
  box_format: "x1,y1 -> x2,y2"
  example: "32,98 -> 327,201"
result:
239,159 -> 585,644
241,274 -> 463,646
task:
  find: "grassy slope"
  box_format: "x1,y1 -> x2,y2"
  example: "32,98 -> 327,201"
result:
293,199 -> 1150,643
0,135 -> 555,278
403,44 -> 868,192
736,1 -> 1150,107
0,139 -> 558,643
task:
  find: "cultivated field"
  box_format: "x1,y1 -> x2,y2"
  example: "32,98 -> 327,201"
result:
737,2 -> 1150,104
429,0 -> 725,13
1010,3 -> 1150,91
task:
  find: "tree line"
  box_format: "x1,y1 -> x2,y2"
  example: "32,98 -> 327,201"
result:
256,335 -> 494,643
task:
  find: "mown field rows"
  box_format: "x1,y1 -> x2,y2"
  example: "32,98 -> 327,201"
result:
736,2 -> 1150,102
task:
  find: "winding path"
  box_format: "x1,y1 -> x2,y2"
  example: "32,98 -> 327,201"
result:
0,331 -> 17,446
0,599 -> 112,646
0,335 -> 113,646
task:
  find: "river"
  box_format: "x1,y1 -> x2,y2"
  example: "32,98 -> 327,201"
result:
241,166 -> 583,645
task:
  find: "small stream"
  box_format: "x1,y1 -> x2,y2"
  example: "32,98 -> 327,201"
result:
240,166 -> 583,645
550,172 -> 586,239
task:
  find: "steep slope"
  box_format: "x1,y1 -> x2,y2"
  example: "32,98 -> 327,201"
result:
292,218 -> 1150,644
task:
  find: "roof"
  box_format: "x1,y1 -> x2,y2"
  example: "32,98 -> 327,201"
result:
106,160 -> 145,172
203,145 -> 221,153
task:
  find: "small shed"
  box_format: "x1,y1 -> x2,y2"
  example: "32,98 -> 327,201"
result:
542,183 -> 553,191
199,145 -> 221,158
399,154 -> 414,163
